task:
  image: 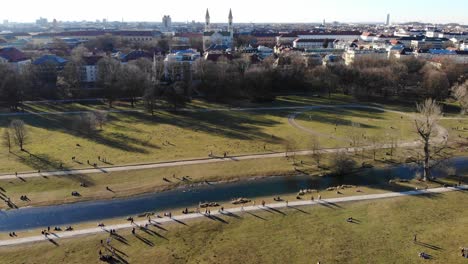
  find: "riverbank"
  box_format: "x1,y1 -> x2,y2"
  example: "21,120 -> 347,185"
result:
1,153 -> 467,211
1,188 -> 467,264
1,155 -> 466,233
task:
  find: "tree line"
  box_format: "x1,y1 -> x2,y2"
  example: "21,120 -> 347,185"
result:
1,46 -> 467,113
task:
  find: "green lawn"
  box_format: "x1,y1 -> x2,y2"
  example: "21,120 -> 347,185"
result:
295,107 -> 420,144
0,97 -> 465,175
1,191 -> 467,264
0,95 -> 357,173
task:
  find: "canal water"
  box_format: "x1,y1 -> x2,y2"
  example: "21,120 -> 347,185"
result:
0,157 -> 466,232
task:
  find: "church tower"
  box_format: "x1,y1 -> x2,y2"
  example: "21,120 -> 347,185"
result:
228,9 -> 233,34
205,9 -> 210,32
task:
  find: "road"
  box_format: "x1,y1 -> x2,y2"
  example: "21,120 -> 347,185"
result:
0,185 -> 465,247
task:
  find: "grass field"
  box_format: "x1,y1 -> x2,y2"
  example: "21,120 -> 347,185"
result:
0,94 -> 356,173
2,94 -> 465,174
295,107 -> 419,142
1,191 -> 467,264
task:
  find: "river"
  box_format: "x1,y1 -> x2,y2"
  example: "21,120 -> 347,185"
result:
0,157 -> 466,232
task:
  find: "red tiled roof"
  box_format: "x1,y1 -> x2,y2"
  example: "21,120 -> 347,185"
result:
204,52 -> 233,62
294,38 -> 335,43
174,33 -> 203,38
0,47 -> 28,62
82,55 -> 103,65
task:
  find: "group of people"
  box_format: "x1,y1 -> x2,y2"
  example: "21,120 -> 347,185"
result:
163,212 -> 172,218
461,247 -> 468,258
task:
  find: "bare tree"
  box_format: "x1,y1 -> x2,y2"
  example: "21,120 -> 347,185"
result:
2,129 -> 12,153
348,122 -> 362,153
9,119 -> 27,151
74,113 -> 98,135
143,84 -> 158,116
421,67 -> 450,99
97,57 -> 122,108
385,131 -> 399,157
284,137 -> 298,164
414,99 -> 444,181
452,80 -> 468,114
368,136 -> 381,161
120,63 -> 147,108
93,111 -> 108,130
330,151 -> 357,176
311,136 -> 322,166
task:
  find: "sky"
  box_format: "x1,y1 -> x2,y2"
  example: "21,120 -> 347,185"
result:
1,0 -> 467,24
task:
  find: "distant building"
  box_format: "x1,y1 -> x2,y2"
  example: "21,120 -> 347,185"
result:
251,33 -> 277,47
343,49 -> 388,65
162,15 -> 172,32
36,17 -> 48,26
33,54 -> 68,68
277,31 -> 361,46
293,38 -> 335,49
386,14 -> 390,26
203,9 -> 234,51
414,49 -> 468,64
0,47 -> 31,71
81,56 -> 102,84
32,30 -> 162,45
164,49 -> 200,80
119,50 -> 153,63
257,45 -> 274,58
173,32 -> 203,50
323,54 -> 344,66
411,37 -> 448,50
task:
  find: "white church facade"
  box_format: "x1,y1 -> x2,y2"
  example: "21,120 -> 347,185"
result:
202,9 -> 234,51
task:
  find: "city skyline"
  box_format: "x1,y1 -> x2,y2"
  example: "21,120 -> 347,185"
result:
1,0 -> 467,25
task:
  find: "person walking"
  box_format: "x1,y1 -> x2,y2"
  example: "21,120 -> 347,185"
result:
413,234 -> 417,243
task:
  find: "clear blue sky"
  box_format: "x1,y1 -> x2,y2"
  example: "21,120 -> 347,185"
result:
1,0 -> 467,24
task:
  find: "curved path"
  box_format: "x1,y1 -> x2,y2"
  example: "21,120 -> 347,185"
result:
0,185 -> 466,247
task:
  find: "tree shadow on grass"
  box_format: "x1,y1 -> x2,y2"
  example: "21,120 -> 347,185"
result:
205,214 -> 229,224
288,205 -> 310,214
9,151 -> 95,186
246,211 -> 267,221
222,211 -> 243,219
122,110 -> 284,144
264,206 -> 286,216
134,234 -> 154,247
47,237 -> 59,246
0,113 -> 158,157
415,241 -> 443,251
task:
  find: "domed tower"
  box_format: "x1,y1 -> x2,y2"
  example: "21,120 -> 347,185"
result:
205,9 -> 210,32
